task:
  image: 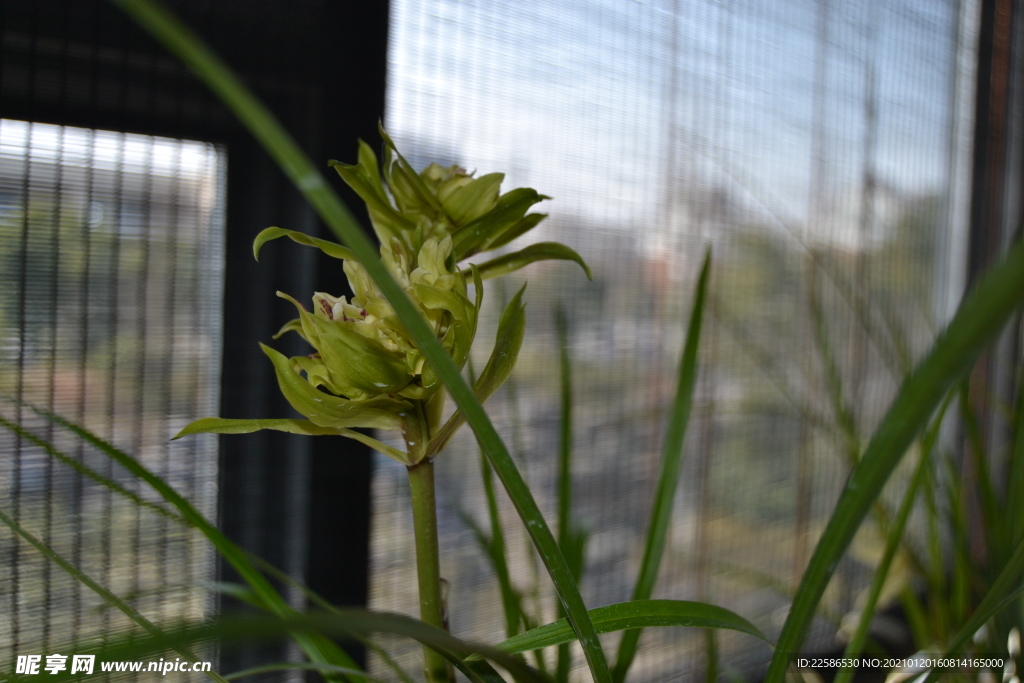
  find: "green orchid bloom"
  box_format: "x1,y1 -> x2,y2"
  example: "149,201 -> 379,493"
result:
175,129 -> 590,465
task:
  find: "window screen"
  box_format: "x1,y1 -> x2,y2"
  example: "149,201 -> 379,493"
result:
375,0 -> 978,678
0,119 -> 225,664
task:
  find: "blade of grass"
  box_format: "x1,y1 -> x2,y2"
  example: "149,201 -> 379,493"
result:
920,537 -> 1024,683
834,391 -> 954,683
960,382 -> 1006,559
710,562 -> 842,629
555,303 -> 578,683
612,251 -> 710,683
463,457 -> 524,643
808,292 -> 926,577
0,508 -> 228,683
460,360 -> 532,671
493,333 -> 550,676
493,599 -> 767,654
109,2 -> 611,680
1007,364 -> 1024,546
922,448 -> 950,643
556,305 -> 574,556
765,237 -> 1024,682
945,455 -> 973,628
705,629 -> 718,683
21,402 -> 363,679
461,354 -> 524,647
0,413 -> 182,522
809,277 -> 860,461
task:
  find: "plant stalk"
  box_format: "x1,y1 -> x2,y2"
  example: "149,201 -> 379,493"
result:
407,458 -> 453,683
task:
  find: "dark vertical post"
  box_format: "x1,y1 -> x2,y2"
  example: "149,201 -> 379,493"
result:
965,0 -> 1021,558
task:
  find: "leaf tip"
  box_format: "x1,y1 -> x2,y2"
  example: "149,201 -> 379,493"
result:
172,420 -> 204,440
252,226 -> 281,262
377,121 -> 395,147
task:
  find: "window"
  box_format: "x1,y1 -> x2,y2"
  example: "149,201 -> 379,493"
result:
375,0 -> 978,676
0,119 -> 224,661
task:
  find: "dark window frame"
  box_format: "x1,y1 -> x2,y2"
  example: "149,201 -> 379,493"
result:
1,0 -> 388,671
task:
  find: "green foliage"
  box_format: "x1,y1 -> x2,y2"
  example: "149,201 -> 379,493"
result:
3,2 -> 1023,682
766,237 -> 1024,681
492,600 -> 767,654
612,250 -> 710,683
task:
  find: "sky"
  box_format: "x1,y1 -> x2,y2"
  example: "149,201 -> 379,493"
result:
385,0 -> 974,254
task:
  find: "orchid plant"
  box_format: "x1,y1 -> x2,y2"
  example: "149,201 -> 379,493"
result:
176,127 -> 591,682
5,2 -> 1024,683
178,128 -> 589,467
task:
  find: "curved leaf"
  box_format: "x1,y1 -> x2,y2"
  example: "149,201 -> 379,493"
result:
493,599 -> 767,654
485,212 -> 547,252
261,343 -> 408,431
173,417 -> 408,462
253,226 -> 356,262
176,417 -> 344,439
426,284 -> 526,457
766,236 -> 1024,682
452,187 -> 549,259
469,242 -> 592,282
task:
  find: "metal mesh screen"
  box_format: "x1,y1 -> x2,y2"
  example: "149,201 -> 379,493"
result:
0,119 -> 225,666
372,0 -> 979,679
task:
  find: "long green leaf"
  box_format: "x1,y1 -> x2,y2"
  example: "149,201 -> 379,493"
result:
959,383 -> 1006,559
555,304 -> 577,683
0,508 -> 228,683
21,402 -> 363,679
612,251 -> 710,683
112,2 -> 611,678
468,242 -> 593,282
809,277 -> 860,462
765,237 -> 1024,682
174,417 -> 407,461
494,600 -> 767,654
459,506 -> 524,642
461,356 -> 529,651
1008,365 -> 1024,546
0,413 -> 181,522
834,391 -> 954,683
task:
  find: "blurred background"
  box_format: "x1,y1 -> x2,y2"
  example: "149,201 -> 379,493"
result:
1,0 -> 1022,680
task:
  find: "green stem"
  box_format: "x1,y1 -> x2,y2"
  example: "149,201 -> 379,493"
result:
407,459 -> 453,683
